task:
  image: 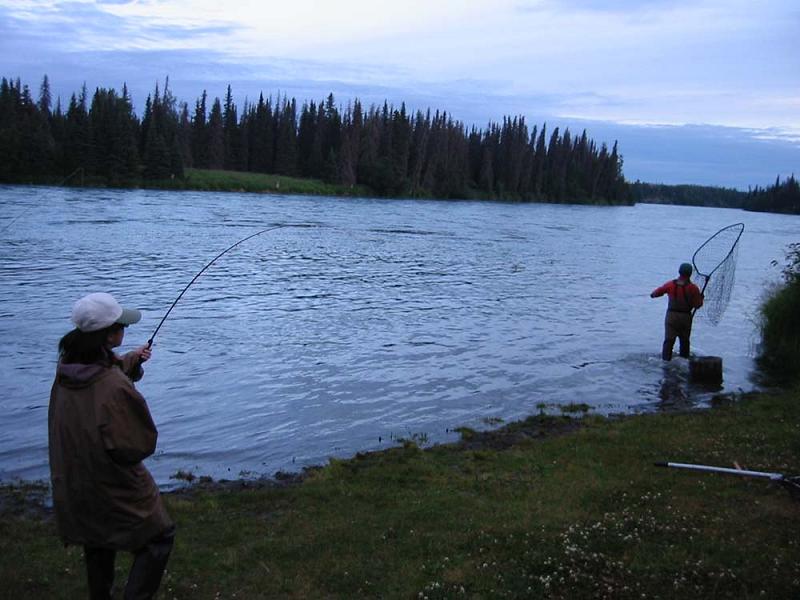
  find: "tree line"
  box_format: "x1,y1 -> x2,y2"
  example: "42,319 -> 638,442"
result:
0,75 -> 632,204
629,181 -> 747,208
630,176 -> 799,215
744,174 -> 799,214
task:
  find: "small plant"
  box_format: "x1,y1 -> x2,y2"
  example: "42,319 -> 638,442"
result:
561,403 -> 591,414
454,427 -> 476,441
396,431 -> 429,446
170,469 -> 196,482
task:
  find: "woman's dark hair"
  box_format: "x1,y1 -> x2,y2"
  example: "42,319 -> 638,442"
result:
58,323 -> 125,364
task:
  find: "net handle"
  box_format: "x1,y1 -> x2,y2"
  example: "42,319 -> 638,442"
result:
691,274 -> 711,320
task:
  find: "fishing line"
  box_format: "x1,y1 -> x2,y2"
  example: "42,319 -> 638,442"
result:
147,224 -> 287,347
1,169 -> 87,236
0,202 -> 39,235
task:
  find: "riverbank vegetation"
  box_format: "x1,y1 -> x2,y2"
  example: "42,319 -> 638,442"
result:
3,387 -> 799,598
1,75 -> 631,203
630,181 -> 747,208
631,177 -> 800,215
746,174 -> 800,214
757,243 -> 800,383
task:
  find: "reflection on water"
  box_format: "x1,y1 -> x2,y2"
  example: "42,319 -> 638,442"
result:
658,363 -> 690,408
655,361 -> 723,410
0,185 -> 797,485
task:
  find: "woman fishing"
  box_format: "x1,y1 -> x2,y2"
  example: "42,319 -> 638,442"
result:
48,292 -> 175,600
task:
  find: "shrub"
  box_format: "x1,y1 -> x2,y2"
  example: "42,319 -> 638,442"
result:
757,243 -> 800,383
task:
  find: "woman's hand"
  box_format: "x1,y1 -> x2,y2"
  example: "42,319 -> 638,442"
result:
135,344 -> 152,364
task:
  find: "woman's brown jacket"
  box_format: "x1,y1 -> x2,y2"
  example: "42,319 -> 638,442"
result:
48,352 -> 173,550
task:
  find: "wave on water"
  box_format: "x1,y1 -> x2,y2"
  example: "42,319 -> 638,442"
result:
369,228 -> 446,236
54,219 -> 122,225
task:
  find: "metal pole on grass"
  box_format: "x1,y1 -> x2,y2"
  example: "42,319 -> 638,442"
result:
655,461 -> 800,498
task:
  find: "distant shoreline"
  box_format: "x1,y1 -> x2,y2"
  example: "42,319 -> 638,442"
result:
5,170 -> 798,214
2,167 -> 636,206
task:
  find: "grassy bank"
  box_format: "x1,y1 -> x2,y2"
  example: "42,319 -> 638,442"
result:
9,168 -> 613,204
0,168 -> 374,197
3,389 -> 799,598
144,168 -> 374,197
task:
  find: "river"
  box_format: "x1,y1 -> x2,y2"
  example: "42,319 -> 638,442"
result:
1,185 -> 797,486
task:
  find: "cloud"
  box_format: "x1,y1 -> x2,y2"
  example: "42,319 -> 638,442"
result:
1,0 -> 797,188
0,1 -> 242,52
514,0 -> 687,14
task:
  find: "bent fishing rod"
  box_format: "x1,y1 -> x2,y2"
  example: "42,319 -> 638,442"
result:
146,224 -> 287,348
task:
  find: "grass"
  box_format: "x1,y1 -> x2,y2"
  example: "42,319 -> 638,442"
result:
14,167 -> 628,205
3,388 -> 800,598
147,168 -> 374,198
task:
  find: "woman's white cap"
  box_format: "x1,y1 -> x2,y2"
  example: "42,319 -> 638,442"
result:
71,292 -> 142,332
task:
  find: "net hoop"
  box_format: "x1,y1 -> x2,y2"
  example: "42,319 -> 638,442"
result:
691,223 -> 744,326
691,223 -> 745,280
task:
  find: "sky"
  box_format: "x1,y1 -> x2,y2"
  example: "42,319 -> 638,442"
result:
1,0 -> 798,189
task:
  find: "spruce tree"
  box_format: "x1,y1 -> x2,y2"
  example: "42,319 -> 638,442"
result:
223,85 -> 240,170
62,85 -> 90,178
207,97 -> 224,170
249,93 -> 274,173
191,91 -> 208,168
38,75 -> 52,117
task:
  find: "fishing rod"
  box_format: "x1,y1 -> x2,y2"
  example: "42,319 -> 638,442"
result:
656,461 -> 800,498
146,224 -> 286,347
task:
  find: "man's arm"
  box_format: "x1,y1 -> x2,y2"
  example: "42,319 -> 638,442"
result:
691,284 -> 705,308
650,281 -> 671,298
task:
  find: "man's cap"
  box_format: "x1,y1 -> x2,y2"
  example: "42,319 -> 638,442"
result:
71,292 -> 141,332
678,263 -> 693,276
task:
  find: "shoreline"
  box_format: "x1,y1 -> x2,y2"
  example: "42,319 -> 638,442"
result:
0,409 -> 589,517
2,167 -> 636,206
0,389 -> 749,516
3,385 -> 798,597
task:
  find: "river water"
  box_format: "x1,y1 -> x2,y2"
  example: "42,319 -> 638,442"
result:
1,185 -> 797,486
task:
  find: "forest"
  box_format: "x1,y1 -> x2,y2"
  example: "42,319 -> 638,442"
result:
744,175 -> 800,214
629,181 -> 747,208
0,76 -> 631,204
631,177 -> 799,215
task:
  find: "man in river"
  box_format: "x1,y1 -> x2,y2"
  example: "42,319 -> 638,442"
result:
49,292 -> 174,599
651,263 -> 704,360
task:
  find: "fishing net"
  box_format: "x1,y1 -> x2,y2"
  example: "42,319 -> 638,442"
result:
691,223 -> 744,326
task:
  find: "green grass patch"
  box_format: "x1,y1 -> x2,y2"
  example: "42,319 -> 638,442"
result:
560,402 -> 591,414
4,388 -> 800,598
148,168 -> 374,197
